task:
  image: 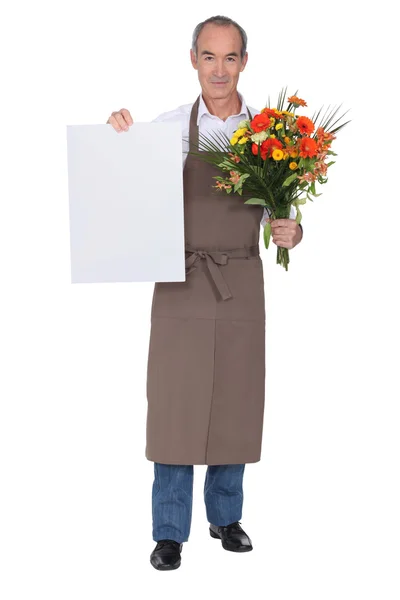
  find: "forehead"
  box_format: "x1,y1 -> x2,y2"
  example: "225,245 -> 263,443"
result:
197,23 -> 242,52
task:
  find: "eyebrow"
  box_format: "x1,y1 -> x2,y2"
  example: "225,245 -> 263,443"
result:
200,50 -> 239,57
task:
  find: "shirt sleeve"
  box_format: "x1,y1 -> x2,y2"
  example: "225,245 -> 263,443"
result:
260,204 -> 301,227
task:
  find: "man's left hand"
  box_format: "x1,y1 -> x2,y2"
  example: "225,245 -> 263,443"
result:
268,218 -> 303,249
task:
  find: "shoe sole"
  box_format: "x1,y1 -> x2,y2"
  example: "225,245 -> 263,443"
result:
209,528 -> 253,552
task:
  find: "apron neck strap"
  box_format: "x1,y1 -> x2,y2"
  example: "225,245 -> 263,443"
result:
189,95 -> 200,150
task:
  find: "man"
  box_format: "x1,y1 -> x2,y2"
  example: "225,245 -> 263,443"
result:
107,15 -> 303,571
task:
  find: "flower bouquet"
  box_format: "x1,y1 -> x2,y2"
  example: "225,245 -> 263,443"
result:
189,87 -> 351,270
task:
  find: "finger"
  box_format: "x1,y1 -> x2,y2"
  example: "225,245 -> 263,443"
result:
113,111 -> 130,131
120,108 -> 134,126
271,219 -> 297,231
272,239 -> 291,248
272,234 -> 293,244
270,219 -> 288,228
107,114 -> 123,132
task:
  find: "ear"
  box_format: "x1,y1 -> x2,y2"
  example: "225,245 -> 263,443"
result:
240,52 -> 248,72
190,48 -> 198,70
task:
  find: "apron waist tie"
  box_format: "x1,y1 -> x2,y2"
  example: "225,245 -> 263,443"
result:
185,245 -> 260,301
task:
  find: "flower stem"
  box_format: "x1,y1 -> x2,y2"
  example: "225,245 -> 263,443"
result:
274,202 -> 291,271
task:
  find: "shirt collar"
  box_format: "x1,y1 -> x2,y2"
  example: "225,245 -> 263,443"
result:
197,91 -> 248,125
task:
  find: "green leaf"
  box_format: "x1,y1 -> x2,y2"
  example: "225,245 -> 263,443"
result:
263,221 -> 271,249
218,160 -> 233,170
294,205 -> 303,225
283,172 -> 298,186
250,166 -> 264,177
244,198 -> 266,206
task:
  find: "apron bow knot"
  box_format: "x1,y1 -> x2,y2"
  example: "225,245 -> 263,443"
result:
185,249 -> 232,301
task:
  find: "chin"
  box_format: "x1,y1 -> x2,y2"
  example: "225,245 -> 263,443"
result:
207,86 -> 230,98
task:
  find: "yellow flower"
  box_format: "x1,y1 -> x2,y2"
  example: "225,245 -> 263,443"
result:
284,136 -> 291,144
235,127 -> 248,137
289,150 -> 298,158
238,136 -> 248,144
282,110 -> 295,117
283,151 -> 289,159
289,161 -> 298,170
270,134 -> 276,139
272,149 -> 284,160
275,123 -> 284,130
230,135 -> 239,145
269,117 -> 276,126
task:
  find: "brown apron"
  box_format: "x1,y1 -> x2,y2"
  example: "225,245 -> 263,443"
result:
145,96 -> 265,465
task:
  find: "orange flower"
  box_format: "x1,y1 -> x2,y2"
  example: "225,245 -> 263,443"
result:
215,181 -> 232,190
296,116 -> 315,135
316,127 -> 336,152
288,95 -> 307,107
250,113 -> 271,132
228,152 -> 241,163
299,137 -> 318,158
297,171 -> 317,183
314,161 -> 328,176
261,107 -> 283,120
229,170 -> 241,184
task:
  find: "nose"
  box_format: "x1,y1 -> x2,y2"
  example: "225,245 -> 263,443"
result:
213,60 -> 227,78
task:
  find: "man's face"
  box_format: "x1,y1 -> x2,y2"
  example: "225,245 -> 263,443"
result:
190,24 -> 248,100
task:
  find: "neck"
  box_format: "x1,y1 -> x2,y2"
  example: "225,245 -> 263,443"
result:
201,90 -> 242,121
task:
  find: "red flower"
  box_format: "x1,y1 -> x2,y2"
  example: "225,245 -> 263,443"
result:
296,116 -> 315,135
299,137 -> 318,158
250,113 -> 271,132
252,138 -> 283,160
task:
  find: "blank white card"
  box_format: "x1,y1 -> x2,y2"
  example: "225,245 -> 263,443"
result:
66,122 -> 185,283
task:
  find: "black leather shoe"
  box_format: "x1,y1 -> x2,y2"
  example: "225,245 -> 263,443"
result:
209,521 -> 253,552
150,539 -> 183,570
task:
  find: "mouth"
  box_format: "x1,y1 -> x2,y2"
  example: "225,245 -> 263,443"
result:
211,82 -> 227,85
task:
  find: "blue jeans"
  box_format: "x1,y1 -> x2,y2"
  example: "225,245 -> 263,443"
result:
152,462 -> 245,543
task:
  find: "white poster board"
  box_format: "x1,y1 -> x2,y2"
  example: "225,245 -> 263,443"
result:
66,122 -> 185,283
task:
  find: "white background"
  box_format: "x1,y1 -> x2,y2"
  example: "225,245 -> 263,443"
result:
1,0 -> 399,598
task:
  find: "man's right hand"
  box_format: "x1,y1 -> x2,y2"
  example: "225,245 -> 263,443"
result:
106,109 -> 133,132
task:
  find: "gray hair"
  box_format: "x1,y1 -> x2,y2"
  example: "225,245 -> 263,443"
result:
191,15 -> 248,61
